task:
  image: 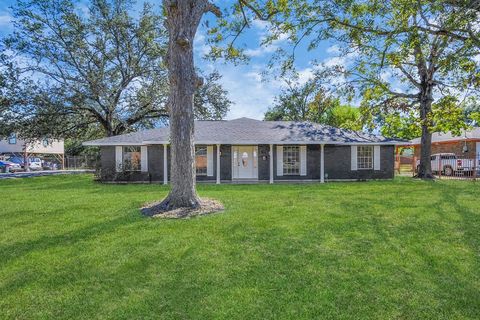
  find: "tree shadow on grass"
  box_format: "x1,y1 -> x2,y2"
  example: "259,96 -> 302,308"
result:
0,215 -> 135,270
421,185 -> 480,317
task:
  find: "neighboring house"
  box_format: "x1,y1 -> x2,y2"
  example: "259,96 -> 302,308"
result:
83,117 -> 407,183
409,128 -> 480,160
0,133 -> 65,156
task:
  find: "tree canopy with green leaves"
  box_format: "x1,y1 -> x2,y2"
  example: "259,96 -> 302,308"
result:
264,76 -> 362,130
236,0 -> 480,179
1,0 -> 231,140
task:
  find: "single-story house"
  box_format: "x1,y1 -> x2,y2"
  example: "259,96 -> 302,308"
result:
410,128 -> 480,160
83,117 -> 407,183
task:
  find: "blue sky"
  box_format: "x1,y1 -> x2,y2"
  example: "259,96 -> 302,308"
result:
0,0 -> 339,120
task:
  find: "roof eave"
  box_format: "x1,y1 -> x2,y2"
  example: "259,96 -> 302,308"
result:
82,141 -> 145,146
141,140 -> 409,145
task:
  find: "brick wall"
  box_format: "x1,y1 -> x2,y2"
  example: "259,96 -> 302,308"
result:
324,145 -> 394,180
414,141 -> 479,159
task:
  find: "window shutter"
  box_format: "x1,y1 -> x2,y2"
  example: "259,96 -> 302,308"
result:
141,146 -> 148,172
300,145 -> 307,176
276,145 -> 283,176
351,146 -> 357,171
207,145 -> 214,176
115,146 -> 123,172
374,145 -> 381,170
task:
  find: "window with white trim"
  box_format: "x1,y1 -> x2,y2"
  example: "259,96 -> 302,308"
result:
283,146 -> 300,175
123,146 -> 141,171
195,146 -> 207,176
357,146 -> 373,169
8,133 -> 16,145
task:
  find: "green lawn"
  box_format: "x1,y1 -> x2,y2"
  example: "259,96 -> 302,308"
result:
1,175 -> 479,319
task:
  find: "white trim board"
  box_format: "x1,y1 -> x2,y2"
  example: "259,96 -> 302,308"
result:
85,141 -> 409,146
207,145 -> 214,176
300,145 -> 307,176
276,145 -> 283,176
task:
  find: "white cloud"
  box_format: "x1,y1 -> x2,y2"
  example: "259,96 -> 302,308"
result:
268,32 -> 289,44
0,13 -> 12,27
252,19 -> 269,31
194,31 -> 211,56
244,44 -> 277,57
323,56 -> 345,68
326,45 -> 341,55
297,67 -> 314,85
215,64 -> 280,120
75,2 -> 90,18
380,70 -> 392,82
242,19 -> 289,58
322,50 -> 358,71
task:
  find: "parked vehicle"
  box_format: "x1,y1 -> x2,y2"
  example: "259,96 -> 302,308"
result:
0,160 -> 22,173
416,153 -> 476,176
3,160 -> 22,172
29,158 -> 43,170
0,160 -> 9,173
7,156 -> 43,171
42,161 -> 59,170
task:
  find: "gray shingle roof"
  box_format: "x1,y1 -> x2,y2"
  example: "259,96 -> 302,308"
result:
410,128 -> 480,145
84,117 -> 407,146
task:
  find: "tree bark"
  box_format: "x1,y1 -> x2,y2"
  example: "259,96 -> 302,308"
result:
417,84 -> 434,179
158,0 -> 210,209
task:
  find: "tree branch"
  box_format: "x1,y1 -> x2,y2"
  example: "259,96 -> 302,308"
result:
239,0 -> 278,21
205,2 -> 222,17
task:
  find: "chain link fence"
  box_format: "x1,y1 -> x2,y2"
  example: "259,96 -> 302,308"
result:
63,155 -> 98,170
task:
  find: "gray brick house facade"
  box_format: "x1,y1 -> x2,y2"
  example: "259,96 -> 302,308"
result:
84,118 -> 406,183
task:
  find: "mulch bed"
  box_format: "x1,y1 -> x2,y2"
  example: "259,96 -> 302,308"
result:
141,198 -> 224,219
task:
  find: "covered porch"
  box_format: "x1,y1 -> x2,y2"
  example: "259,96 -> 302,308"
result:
161,143 -> 326,185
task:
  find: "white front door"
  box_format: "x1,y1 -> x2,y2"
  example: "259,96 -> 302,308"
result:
232,146 -> 258,179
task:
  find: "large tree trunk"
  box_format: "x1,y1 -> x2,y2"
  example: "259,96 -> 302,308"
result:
417,84 -> 434,179
159,0 -> 211,209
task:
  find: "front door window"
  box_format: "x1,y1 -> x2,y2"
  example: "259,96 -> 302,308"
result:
232,146 -> 258,179
242,152 -> 248,167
